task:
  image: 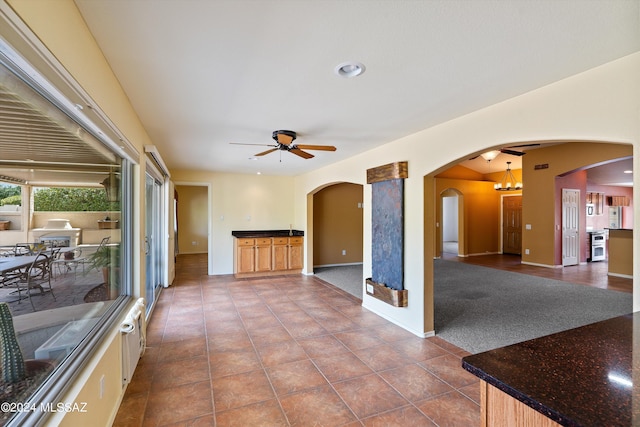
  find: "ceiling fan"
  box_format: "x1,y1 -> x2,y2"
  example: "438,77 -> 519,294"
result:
231,130 -> 336,159
470,143 -> 541,160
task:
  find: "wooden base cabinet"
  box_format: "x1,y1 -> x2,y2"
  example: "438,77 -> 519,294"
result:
234,236 -> 303,278
287,237 -> 303,270
272,237 -> 289,271
236,238 -> 256,274
481,381 -> 560,427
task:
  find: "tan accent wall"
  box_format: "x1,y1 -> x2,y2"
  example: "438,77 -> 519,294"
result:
313,183 -> 363,266
434,177 -> 508,257
176,185 -> 208,254
522,142 -> 632,267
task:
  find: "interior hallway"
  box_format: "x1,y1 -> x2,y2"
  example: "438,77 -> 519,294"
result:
114,254 -> 480,426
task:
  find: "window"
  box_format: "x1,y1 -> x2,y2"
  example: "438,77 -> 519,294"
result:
0,39 -> 135,425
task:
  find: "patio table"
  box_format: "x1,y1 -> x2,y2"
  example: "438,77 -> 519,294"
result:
0,255 -> 38,276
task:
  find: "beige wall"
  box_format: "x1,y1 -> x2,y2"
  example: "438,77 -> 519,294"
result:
2,1 -> 640,423
313,183 -> 363,266
176,185 -> 208,254
171,170 -> 295,274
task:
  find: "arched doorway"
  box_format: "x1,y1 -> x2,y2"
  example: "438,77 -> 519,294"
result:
440,188 -> 463,257
307,182 -> 364,298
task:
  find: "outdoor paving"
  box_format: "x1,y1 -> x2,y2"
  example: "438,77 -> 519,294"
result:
0,267 -> 106,317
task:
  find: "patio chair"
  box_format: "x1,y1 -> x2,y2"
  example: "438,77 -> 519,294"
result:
10,251 -> 57,311
14,243 -> 34,256
83,237 -> 111,274
51,248 -> 86,278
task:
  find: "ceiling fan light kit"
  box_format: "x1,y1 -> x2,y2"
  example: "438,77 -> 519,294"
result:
272,129 -> 296,145
480,151 -> 500,161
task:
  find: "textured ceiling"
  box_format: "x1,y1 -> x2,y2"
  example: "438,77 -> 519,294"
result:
73,0 -> 640,177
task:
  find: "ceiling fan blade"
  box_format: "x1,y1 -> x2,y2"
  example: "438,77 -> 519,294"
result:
509,143 -> 540,149
255,148 -> 278,156
500,149 -> 526,156
230,143 -> 276,147
289,148 -> 314,159
295,144 -> 337,152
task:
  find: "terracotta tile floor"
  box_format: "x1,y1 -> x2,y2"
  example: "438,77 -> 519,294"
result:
113,254 -> 480,426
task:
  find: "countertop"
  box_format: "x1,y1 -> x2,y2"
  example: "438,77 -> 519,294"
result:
462,313 -> 636,426
231,229 -> 304,238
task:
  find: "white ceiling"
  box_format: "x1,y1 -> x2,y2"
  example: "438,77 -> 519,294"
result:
72,0 -> 639,177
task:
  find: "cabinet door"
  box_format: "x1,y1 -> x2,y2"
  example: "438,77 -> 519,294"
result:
255,238 -> 272,271
237,244 -> 255,273
272,237 -> 288,270
288,237 -> 303,270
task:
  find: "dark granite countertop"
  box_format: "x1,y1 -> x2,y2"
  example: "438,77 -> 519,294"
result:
462,313 -> 635,426
231,229 -> 304,238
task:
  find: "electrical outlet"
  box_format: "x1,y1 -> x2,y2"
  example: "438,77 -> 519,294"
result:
525,249 -> 530,255
342,249 -> 346,255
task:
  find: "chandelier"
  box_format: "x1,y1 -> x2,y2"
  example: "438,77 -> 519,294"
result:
494,161 -> 522,191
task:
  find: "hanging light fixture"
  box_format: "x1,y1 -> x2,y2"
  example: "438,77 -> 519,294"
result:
101,172 -> 120,202
494,161 -> 522,191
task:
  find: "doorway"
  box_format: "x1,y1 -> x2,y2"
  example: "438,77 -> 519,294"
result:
442,194 -> 459,255
502,195 -> 522,255
562,188 -> 580,266
175,185 -> 209,255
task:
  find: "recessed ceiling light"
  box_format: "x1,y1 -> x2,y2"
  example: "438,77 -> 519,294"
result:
335,61 -> 366,78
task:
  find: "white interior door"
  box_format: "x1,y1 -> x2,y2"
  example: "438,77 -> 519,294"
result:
562,188 -> 580,266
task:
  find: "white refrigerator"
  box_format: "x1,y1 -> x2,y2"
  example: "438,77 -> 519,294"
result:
609,206 -> 623,229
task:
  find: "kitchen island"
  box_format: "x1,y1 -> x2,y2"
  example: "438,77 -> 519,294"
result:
232,230 -> 304,278
462,313 -> 635,426
608,228 -> 633,278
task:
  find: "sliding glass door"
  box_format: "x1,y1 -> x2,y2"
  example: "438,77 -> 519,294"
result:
145,171 -> 164,314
